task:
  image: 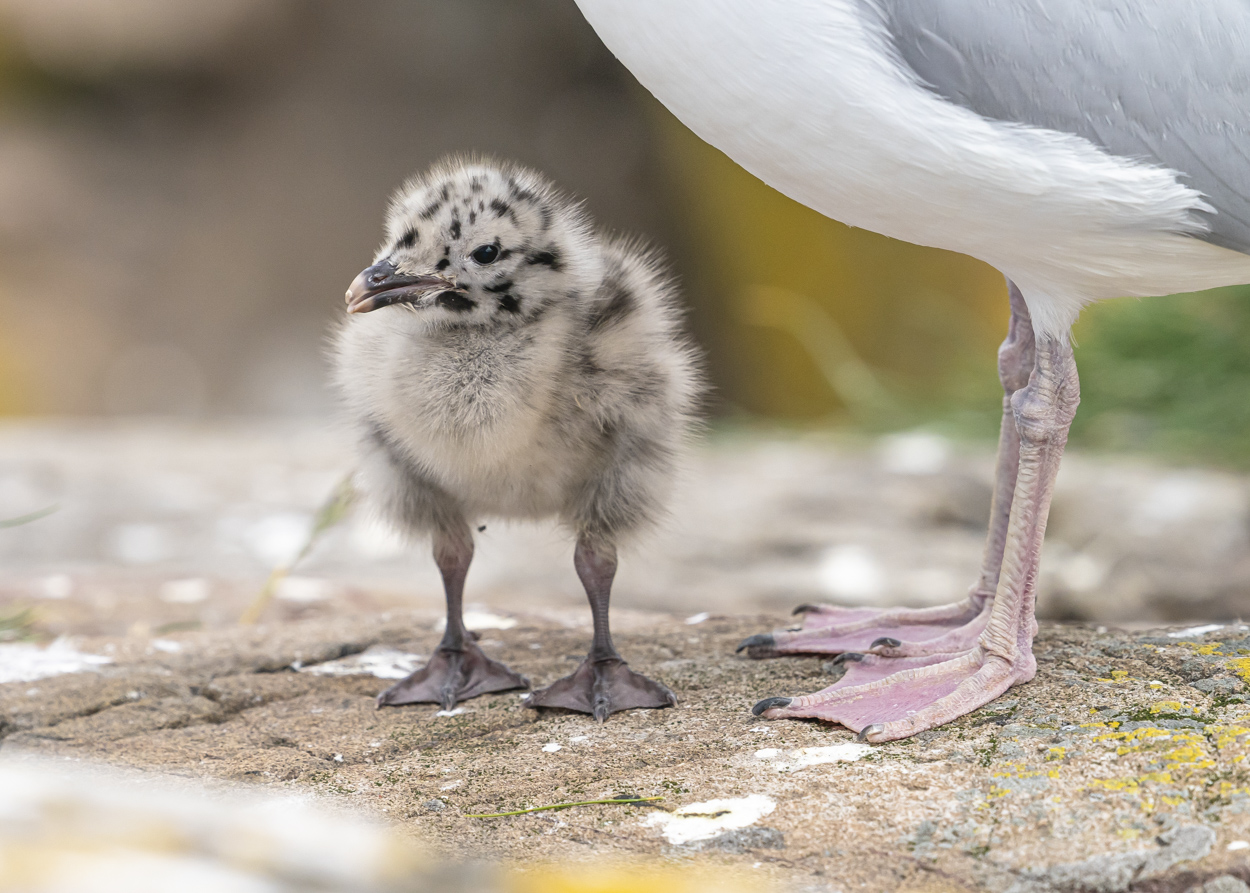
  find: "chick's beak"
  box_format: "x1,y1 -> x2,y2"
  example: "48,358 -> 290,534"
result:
344,260 -> 463,314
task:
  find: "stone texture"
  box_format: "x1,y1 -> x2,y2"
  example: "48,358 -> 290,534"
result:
5,612 -> 1250,891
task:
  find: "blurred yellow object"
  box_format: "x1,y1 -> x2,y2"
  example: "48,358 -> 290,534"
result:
507,865 -> 769,893
655,102 -> 1008,421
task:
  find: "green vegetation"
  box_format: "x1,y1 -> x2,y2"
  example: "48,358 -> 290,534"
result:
1070,285 -> 1250,467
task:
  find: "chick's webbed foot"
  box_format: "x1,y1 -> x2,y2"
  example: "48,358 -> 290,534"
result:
376,643 -> 529,710
525,657 -> 676,721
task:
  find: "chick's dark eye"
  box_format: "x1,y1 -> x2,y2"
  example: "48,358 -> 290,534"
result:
471,243 -> 500,265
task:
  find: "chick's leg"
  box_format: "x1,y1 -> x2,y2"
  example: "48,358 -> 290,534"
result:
377,527 -> 529,710
526,536 -> 676,721
738,280 -> 1036,661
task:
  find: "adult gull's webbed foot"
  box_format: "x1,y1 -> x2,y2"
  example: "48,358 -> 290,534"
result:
739,283 -> 1036,664
526,537 -> 676,721
755,290 -> 1074,742
376,530 -> 529,711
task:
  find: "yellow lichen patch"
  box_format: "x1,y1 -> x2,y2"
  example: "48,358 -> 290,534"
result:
1226,657 -> 1250,682
1088,771 -> 1173,792
1210,725 -> 1250,751
1179,642 -> 1226,657
1156,733 -> 1217,774
1094,727 -> 1171,753
992,763 -> 1056,780
1089,778 -> 1136,792
1047,747 -> 1066,761
1150,701 -> 1186,714
1097,670 -> 1131,684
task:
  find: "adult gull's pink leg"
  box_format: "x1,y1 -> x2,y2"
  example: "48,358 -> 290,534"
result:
754,311 -> 1078,742
738,282 -> 1036,661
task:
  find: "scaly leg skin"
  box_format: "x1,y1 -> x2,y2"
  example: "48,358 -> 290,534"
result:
755,298 -> 1079,742
526,536 -> 676,722
377,528 -> 529,710
739,281 -> 1036,661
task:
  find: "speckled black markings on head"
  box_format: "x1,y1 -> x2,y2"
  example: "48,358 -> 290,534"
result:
507,179 -> 542,205
418,193 -> 446,220
436,291 -> 476,313
449,219 -> 461,240
435,257 -> 450,271
484,279 -> 513,294
526,248 -> 562,270
397,228 -> 417,249
489,199 -> 519,227
497,295 -> 521,314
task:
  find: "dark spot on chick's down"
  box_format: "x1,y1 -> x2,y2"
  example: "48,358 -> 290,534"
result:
497,295 -> 521,313
590,277 -> 636,330
449,219 -> 461,240
436,292 -> 476,313
490,199 -> 519,226
485,279 -> 513,294
397,228 -> 417,249
526,248 -> 562,270
436,258 -> 450,271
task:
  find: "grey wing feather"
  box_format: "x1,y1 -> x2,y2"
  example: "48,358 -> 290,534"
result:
866,0 -> 1250,254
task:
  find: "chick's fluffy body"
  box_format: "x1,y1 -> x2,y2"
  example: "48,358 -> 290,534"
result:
334,160 -> 701,545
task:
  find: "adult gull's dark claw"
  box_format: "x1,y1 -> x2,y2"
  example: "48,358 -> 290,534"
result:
736,633 -> 775,654
752,696 -> 793,716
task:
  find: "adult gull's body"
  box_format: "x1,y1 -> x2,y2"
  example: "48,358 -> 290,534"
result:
574,0 -> 1250,742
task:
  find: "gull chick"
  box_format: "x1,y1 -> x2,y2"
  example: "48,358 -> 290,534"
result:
335,158 -> 701,720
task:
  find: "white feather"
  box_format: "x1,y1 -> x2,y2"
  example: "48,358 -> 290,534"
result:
575,0 -> 1250,337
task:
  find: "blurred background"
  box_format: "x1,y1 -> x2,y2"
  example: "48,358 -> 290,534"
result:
2,0 -> 1250,635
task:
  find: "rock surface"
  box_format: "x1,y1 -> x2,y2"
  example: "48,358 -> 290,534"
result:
5,421 -> 1250,889
5,610 -> 1250,892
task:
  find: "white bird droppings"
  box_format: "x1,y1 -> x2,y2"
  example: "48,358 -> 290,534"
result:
755,743 -> 873,771
434,708 -> 465,718
569,736 -> 589,744
275,576 -> 332,603
1228,840 -> 1250,851
684,612 -> 710,625
433,610 -> 517,632
817,545 -> 883,602
0,638 -> 111,684
38,574 -> 73,600
880,432 -> 949,475
150,639 -> 182,654
643,794 -> 776,845
541,742 -> 562,753
1167,624 -> 1224,638
159,578 -> 210,604
298,646 -> 424,680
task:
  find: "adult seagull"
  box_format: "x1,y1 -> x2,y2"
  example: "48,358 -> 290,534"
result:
574,0 -> 1250,742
